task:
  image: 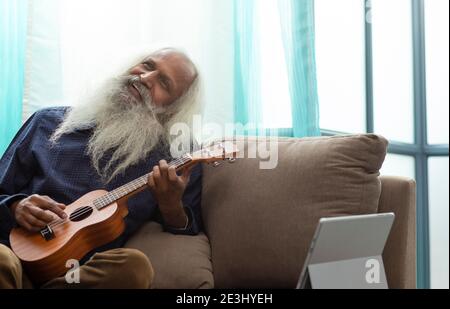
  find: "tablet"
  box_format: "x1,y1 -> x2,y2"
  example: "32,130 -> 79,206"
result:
296,212 -> 395,289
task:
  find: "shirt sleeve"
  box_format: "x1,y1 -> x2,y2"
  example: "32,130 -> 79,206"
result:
0,112 -> 40,244
162,163 -> 203,236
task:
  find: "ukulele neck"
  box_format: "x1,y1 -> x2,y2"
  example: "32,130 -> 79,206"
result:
93,155 -> 192,210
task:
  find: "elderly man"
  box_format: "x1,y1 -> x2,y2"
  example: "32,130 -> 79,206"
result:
0,48 -> 202,289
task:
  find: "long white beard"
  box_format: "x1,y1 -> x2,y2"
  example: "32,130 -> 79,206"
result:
51,75 -> 167,183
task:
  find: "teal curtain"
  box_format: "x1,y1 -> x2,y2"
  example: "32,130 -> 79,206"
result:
233,0 -> 262,129
278,0 -> 320,137
0,0 -> 28,155
233,0 -> 320,137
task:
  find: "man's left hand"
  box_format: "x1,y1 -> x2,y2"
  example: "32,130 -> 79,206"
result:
147,160 -> 192,228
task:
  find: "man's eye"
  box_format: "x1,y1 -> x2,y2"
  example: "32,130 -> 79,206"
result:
143,62 -> 154,70
160,78 -> 169,91
161,80 -> 169,90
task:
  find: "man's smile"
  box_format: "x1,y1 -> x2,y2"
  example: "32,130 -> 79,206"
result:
128,83 -> 143,102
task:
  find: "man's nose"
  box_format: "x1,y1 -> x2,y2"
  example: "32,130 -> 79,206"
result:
140,70 -> 159,89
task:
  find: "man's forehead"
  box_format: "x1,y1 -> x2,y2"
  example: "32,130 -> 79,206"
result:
146,50 -> 196,75
150,48 -> 182,59
145,51 -> 196,94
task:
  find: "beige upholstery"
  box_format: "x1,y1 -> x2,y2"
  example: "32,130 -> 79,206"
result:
125,222 -> 214,289
379,176 -> 417,289
125,134 -> 416,289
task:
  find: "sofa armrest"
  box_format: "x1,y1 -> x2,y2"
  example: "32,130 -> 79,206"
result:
378,176 -> 416,289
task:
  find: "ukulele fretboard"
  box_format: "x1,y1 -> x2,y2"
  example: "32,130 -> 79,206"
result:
92,155 -> 192,210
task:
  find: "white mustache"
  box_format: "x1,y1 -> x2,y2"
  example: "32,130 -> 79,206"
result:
126,76 -> 151,104
123,75 -> 167,114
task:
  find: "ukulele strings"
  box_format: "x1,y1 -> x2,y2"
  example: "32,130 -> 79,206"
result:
41,157 -> 189,234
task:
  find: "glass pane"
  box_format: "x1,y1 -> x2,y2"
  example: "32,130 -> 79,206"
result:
23,0 -> 63,120
425,0 -> 450,145
428,157 -> 449,289
259,0 -> 292,129
372,0 -> 414,143
315,0 -> 366,133
380,154 -> 415,180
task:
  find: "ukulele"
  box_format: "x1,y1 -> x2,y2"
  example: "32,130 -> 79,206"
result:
9,142 -> 238,284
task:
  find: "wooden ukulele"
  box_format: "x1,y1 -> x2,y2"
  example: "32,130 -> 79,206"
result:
9,143 -> 238,284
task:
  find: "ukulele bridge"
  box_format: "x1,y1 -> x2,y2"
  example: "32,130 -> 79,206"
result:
40,225 -> 55,241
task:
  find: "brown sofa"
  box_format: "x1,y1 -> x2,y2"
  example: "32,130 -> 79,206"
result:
125,134 -> 416,289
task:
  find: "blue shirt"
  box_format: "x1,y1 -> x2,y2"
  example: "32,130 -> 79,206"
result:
0,107 -> 202,257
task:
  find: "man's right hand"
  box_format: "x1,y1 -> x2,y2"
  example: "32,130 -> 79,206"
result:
11,195 -> 67,233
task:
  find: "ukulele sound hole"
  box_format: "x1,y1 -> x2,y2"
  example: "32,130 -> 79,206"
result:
70,206 -> 94,222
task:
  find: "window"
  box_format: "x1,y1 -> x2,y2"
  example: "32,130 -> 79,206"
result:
380,154 -> 415,180
424,0 -> 450,289
259,0 -> 292,129
372,0 -> 414,143
428,157 -> 449,289
425,0 -> 449,145
315,0 -> 366,133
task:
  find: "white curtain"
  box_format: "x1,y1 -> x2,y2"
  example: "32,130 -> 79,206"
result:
23,0 -> 234,128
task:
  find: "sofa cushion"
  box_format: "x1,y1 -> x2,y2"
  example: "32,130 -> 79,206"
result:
202,134 -> 388,288
125,222 -> 214,289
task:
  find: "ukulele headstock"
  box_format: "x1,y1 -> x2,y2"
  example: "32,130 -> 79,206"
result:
190,142 -> 239,166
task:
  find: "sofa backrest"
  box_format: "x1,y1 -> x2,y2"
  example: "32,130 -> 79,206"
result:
201,134 -> 388,288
